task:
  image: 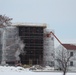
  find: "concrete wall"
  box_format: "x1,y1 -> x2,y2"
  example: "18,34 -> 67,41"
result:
43,29 -> 54,66
67,50 -> 76,71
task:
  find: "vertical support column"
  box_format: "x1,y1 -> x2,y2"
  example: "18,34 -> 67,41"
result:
1,28 -> 6,65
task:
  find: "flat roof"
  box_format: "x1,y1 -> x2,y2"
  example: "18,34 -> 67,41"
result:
11,22 -> 47,28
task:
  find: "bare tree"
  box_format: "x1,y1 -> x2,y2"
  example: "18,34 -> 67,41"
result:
0,15 -> 12,27
55,46 -> 71,75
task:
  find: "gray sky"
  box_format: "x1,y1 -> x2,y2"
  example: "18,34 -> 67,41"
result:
0,0 -> 76,46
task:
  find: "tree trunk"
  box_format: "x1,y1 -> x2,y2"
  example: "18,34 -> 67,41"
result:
63,71 -> 66,75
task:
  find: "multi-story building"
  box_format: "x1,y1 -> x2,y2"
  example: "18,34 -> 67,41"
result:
55,44 -> 76,71
0,23 -> 55,66
14,23 -> 46,65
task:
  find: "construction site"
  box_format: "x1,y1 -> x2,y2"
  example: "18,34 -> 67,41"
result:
0,22 -> 61,66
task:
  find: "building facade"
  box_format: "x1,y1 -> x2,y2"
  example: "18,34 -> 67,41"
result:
17,24 -> 45,65
0,23 -> 55,66
55,44 -> 76,71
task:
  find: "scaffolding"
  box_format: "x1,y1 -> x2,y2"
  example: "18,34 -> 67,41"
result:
18,26 -> 44,65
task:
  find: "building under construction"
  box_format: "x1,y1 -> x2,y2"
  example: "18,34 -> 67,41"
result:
0,23 -> 55,66
17,23 -> 46,65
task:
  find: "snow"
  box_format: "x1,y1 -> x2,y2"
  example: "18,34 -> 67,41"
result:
0,66 -> 76,75
12,22 -> 46,27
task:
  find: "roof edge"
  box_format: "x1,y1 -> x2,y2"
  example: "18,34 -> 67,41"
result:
11,22 -> 47,28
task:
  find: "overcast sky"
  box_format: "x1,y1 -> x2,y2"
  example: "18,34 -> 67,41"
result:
0,0 -> 76,46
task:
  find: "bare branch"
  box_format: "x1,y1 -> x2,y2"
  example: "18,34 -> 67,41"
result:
55,45 -> 72,75
0,15 -> 12,27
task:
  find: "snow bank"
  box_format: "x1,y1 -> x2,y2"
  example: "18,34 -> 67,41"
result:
0,66 -> 29,72
29,65 -> 54,71
0,66 -> 76,75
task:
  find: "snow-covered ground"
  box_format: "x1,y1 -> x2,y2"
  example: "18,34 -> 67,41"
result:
0,66 -> 76,75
